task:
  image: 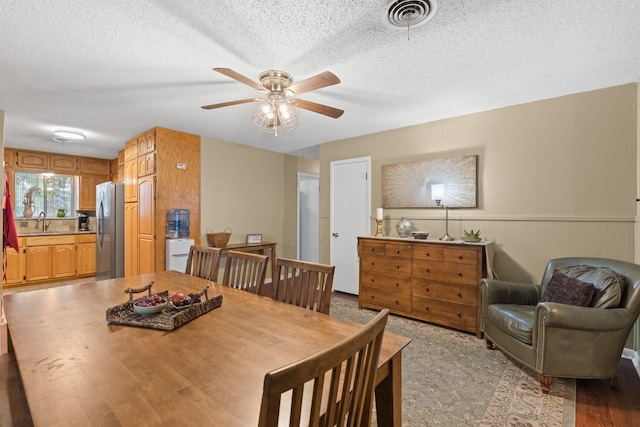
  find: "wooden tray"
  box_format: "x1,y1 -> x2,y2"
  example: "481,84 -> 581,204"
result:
106,282 -> 222,331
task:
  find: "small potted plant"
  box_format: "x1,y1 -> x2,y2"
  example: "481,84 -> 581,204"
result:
462,229 -> 482,242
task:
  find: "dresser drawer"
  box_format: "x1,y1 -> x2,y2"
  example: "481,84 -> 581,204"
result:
384,242 -> 412,258
361,254 -> 411,275
361,271 -> 411,293
360,286 -> 411,312
412,278 -> 476,307
412,296 -> 477,331
360,240 -> 385,255
412,260 -> 479,285
413,245 -> 443,261
443,248 -> 479,265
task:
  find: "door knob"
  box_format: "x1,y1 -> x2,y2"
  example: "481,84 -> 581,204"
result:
332,232 -> 339,237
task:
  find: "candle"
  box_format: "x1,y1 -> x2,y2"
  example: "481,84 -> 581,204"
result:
376,208 -> 384,220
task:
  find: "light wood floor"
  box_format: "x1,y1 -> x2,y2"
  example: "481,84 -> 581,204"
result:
2,285 -> 640,426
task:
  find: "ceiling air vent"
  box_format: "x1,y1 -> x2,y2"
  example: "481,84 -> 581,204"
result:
383,0 -> 438,31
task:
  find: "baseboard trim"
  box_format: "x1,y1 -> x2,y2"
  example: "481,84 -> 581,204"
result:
622,348 -> 640,379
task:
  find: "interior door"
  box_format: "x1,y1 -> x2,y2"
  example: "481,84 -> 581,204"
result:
298,173 -> 319,262
330,157 -> 371,294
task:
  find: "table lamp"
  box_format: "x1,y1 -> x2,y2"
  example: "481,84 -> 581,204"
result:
431,184 -> 455,241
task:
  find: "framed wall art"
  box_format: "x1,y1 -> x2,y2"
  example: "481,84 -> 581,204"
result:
381,155 -> 477,208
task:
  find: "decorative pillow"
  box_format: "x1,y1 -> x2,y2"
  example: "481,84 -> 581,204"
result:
555,265 -> 626,309
539,270 -> 595,306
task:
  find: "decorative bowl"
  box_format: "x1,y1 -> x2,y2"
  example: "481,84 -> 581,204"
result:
133,298 -> 167,315
461,237 -> 482,243
411,231 -> 429,240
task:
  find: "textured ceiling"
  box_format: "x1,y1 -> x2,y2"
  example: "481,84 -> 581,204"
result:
1,0 -> 639,160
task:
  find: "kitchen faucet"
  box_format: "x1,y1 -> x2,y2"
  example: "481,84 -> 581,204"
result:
37,211 -> 50,232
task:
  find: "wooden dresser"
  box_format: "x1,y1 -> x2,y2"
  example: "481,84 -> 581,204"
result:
358,236 -> 491,337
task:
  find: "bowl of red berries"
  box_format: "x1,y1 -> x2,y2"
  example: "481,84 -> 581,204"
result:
132,294 -> 167,315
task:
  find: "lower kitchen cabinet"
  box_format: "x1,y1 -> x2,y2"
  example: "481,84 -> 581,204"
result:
4,238 -> 25,285
76,234 -> 97,276
10,233 -> 96,287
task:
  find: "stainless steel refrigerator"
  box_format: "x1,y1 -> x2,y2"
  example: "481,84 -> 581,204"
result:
96,182 -> 124,280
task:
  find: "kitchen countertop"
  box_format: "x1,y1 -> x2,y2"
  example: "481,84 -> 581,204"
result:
18,231 -> 96,237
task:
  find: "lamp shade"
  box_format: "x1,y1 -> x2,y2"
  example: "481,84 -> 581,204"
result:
431,184 -> 445,200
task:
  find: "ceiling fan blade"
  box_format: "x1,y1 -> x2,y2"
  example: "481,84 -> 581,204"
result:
295,99 -> 344,119
288,71 -> 340,96
213,68 -> 265,92
201,98 -> 256,110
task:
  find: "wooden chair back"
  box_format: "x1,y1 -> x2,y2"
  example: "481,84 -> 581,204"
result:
221,250 -> 268,294
185,246 -> 221,281
258,309 -> 389,427
273,258 -> 335,314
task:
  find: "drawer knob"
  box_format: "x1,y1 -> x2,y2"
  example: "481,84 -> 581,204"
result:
395,249 -> 400,254
370,278 -> 375,283
371,247 -> 375,252
395,282 -> 400,287
424,287 -> 429,292
425,252 -> 430,257
395,300 -> 400,305
458,255 -> 463,259
395,264 -> 400,269
457,292 -> 462,297
456,312 -> 461,317
370,262 -> 375,266
424,306 -> 430,312
370,295 -> 375,299
457,272 -> 463,276
425,268 -> 430,273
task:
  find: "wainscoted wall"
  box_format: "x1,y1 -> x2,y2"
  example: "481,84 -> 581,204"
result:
318,83 -> 639,352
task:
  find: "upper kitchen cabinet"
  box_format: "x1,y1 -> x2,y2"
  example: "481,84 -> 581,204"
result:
138,130 -> 156,155
50,154 -> 78,173
17,151 -> 48,170
79,157 -> 111,176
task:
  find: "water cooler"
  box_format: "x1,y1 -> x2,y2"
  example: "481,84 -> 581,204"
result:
166,238 -> 194,272
165,209 -> 192,272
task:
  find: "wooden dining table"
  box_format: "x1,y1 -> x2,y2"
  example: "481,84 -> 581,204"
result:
4,270 -> 411,426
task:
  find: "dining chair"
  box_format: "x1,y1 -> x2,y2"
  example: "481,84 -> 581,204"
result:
221,250 -> 268,294
185,246 -> 222,281
257,309 -> 389,427
272,258 -> 335,314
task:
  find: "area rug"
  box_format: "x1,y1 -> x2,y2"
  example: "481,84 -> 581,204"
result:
329,297 -> 575,426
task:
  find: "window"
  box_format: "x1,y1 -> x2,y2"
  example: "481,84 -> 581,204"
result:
14,172 -> 75,218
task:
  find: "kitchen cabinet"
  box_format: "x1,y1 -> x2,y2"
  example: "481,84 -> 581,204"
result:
358,236 -> 489,336
123,127 -> 200,273
50,154 -> 77,173
25,246 -> 52,281
76,234 -> 96,275
52,244 -> 76,278
79,157 -> 111,176
24,235 -> 77,282
124,202 -> 139,276
79,175 -> 109,210
17,151 -> 48,170
3,238 -> 25,286
124,159 -> 137,202
137,152 -> 156,177
124,138 -> 138,162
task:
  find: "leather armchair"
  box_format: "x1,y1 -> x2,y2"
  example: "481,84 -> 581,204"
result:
481,257 -> 640,393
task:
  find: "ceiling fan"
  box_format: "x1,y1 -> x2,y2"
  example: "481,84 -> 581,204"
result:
201,68 -> 344,135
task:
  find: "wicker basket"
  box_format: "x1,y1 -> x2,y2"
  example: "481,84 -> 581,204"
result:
207,227 -> 231,248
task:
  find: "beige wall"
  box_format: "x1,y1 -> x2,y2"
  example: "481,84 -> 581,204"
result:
200,136 -> 286,256
319,84 -> 639,284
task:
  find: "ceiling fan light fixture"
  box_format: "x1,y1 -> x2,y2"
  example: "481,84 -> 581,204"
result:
53,130 -> 85,140
253,95 -> 297,136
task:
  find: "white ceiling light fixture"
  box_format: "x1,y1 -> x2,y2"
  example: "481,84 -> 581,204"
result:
251,70 -> 298,137
383,0 -> 438,40
53,130 -> 86,140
